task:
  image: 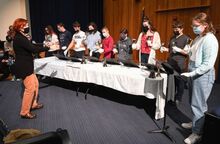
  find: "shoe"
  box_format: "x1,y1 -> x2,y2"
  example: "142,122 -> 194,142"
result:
175,100 -> 180,105
31,103 -> 43,110
181,122 -> 192,129
184,133 -> 201,144
21,112 -> 36,119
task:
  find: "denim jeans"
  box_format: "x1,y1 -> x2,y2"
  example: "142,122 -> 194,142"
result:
188,61 -> 215,134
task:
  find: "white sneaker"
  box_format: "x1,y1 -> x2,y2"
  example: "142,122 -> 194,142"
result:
181,122 -> 192,129
184,133 -> 201,144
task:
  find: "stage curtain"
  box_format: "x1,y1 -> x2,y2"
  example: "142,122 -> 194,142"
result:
29,0 -> 103,43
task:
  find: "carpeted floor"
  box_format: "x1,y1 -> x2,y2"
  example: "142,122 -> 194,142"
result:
0,78 -> 219,144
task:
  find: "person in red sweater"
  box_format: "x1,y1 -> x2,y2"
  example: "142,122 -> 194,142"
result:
102,27 -> 114,59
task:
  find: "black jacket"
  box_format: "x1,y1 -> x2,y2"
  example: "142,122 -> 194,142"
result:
13,32 -> 49,79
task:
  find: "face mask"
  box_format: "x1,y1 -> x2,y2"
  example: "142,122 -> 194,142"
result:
193,26 -> 203,35
6,36 -> 12,42
88,29 -> 94,33
120,33 -> 126,40
173,31 -> 180,36
143,26 -> 149,33
23,27 -> 30,34
102,32 -> 107,38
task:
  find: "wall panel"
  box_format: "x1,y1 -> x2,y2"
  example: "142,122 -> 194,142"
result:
103,0 -> 220,79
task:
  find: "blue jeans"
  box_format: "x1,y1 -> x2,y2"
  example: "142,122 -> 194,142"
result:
188,61 -> 215,134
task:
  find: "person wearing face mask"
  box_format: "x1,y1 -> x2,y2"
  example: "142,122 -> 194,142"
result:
4,36 -> 14,56
12,18 -> 50,119
166,20 -> 190,105
65,21 -> 86,58
3,35 -> 18,81
102,26 -> 114,59
84,22 -> 102,58
0,48 -> 10,81
179,13 -> 219,144
0,25 -> 15,81
56,23 -> 72,55
134,16 -> 161,64
113,28 -> 132,61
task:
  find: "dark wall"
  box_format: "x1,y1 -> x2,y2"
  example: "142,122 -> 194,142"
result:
29,0 -> 103,43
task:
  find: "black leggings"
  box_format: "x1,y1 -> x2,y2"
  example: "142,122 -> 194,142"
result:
141,53 -> 149,64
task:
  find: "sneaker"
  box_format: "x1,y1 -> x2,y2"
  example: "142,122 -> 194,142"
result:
181,122 -> 192,129
175,100 -> 180,105
184,133 -> 201,144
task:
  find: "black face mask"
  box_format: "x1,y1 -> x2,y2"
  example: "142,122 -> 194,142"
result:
6,36 -> 12,42
173,31 -> 180,36
23,27 -> 30,34
143,26 -> 149,33
120,33 -> 126,40
88,29 -> 94,33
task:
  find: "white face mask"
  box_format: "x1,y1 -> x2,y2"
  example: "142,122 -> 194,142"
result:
193,26 -> 203,35
102,32 -> 108,38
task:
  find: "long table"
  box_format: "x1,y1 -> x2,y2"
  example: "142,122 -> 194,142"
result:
34,56 -> 167,119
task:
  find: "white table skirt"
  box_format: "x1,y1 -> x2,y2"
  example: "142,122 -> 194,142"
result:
34,56 -> 167,119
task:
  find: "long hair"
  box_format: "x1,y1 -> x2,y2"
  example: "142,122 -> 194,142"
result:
13,18 -> 28,33
7,25 -> 15,39
193,12 -> 216,35
147,20 -> 157,32
44,25 -> 55,35
142,16 -> 157,32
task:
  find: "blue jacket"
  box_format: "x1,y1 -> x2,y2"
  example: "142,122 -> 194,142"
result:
190,32 -> 218,76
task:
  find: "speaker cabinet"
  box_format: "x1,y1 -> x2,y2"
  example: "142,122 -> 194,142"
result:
201,112 -> 220,143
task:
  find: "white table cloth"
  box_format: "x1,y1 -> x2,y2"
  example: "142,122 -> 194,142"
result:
34,56 -> 167,119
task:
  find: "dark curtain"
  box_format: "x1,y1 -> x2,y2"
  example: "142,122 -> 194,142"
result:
29,0 -> 103,43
